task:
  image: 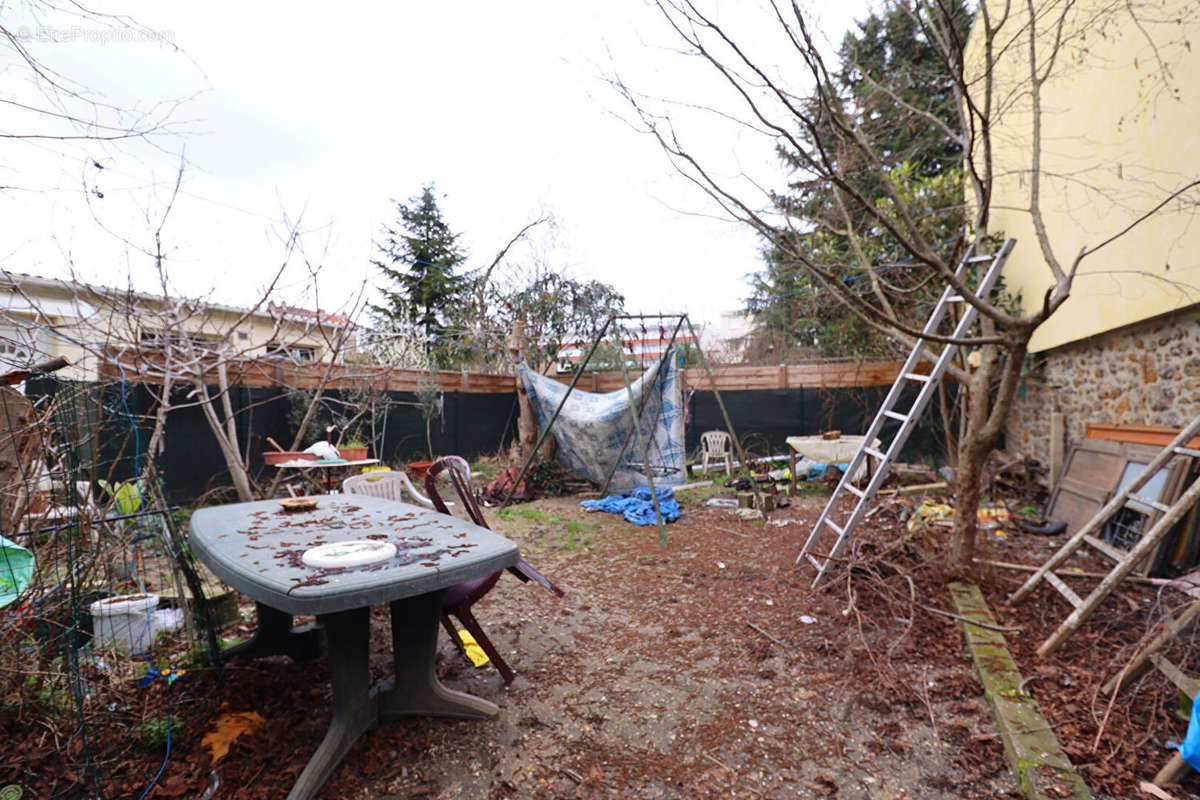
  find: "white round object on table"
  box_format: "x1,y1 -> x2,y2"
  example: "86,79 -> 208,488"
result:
302,540 -> 396,569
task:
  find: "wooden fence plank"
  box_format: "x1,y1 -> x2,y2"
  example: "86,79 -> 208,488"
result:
99,350 -> 938,394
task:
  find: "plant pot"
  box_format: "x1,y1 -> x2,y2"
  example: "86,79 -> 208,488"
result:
408,460 -> 435,480
264,451 -> 318,466
339,447 -> 368,462
88,593 -> 180,651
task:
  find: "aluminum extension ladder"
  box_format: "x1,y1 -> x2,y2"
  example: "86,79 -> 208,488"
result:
1007,412 -> 1200,656
796,238 -> 1016,585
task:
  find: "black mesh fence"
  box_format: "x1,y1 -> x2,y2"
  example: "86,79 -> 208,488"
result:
16,379 -> 518,506
0,378 -> 219,798
686,383 -> 955,464
0,369 -> 955,795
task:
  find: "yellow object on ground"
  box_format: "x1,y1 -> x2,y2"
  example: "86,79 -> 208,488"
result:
977,504 -> 1010,524
362,465 -> 391,474
202,707 -> 266,763
906,500 -> 1012,533
458,628 -> 490,668
907,501 -> 954,532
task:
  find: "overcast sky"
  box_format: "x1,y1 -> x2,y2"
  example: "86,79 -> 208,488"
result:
2,0 -> 868,327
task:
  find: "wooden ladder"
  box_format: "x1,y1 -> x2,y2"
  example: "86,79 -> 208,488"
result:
796,238 -> 1016,585
1102,599 -> 1200,787
1007,414 -> 1200,656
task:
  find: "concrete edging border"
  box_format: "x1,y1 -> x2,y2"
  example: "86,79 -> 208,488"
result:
948,582 -> 1092,800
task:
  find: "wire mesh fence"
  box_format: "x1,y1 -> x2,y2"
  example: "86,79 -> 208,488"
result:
0,378 -> 220,798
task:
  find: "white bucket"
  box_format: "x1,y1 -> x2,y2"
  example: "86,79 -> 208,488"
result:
89,593 -> 161,651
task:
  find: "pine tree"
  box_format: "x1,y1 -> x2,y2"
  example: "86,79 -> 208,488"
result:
749,0 -> 974,357
370,184 -> 467,365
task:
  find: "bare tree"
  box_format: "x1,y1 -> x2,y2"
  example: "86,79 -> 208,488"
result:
2,1 -> 188,197
3,6 -> 373,502
117,278 -> 361,502
618,0 -> 1200,576
4,215 -> 364,503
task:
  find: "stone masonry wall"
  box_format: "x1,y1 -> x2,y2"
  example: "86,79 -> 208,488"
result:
1006,304 -> 1200,466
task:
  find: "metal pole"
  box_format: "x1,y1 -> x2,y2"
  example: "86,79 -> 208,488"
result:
499,316 -> 614,509
611,313 -> 689,320
612,326 -> 669,548
684,316 -> 766,517
597,315 -> 687,497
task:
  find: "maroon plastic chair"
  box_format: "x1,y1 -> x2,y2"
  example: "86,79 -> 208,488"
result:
424,456 -> 564,684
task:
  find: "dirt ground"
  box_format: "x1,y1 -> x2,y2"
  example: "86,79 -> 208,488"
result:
341,493 -> 1016,800
7,485 -> 1199,799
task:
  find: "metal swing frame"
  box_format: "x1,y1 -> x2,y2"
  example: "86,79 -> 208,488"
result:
500,312 -> 762,546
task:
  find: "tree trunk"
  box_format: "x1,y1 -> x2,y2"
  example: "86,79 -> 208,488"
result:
216,356 -> 242,463
540,431 -> 557,461
508,320 -> 538,460
948,435 -> 988,576
146,363 -> 173,460
946,333 -> 1031,577
194,376 -> 255,502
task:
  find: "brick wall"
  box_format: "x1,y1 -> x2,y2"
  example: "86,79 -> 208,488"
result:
1007,304 -> 1200,464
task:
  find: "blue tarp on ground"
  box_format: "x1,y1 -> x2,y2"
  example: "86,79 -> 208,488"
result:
1181,695 -> 1200,770
520,351 -> 686,492
581,487 -> 681,526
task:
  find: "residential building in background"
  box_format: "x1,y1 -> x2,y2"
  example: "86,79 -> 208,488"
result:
967,0 -> 1200,470
699,310 -> 753,363
0,273 -> 352,382
551,310 -> 755,374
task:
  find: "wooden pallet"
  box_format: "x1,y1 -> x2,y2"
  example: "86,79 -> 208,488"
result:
1008,414 -> 1200,656
1104,600 -> 1200,787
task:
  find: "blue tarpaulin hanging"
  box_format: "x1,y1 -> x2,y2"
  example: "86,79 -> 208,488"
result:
581,487 -> 681,526
520,351 -> 685,492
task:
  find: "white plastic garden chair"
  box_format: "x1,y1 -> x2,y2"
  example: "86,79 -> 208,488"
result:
342,471 -> 443,510
700,430 -> 733,475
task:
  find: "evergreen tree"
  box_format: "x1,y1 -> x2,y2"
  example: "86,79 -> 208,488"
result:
371,184 -> 467,366
748,0 -> 974,357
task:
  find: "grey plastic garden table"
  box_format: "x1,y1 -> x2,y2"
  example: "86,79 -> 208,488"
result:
189,494 -> 520,800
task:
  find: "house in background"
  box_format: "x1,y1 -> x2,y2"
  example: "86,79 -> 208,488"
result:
967,0 -> 1200,475
554,326 -> 700,374
0,273 -> 353,382
551,310 -> 755,374
698,310 -> 754,364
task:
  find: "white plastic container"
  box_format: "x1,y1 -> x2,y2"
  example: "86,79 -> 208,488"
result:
302,539 -> 396,569
89,593 -> 162,651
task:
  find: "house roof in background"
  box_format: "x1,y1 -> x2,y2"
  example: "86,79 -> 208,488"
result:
0,271 -> 351,329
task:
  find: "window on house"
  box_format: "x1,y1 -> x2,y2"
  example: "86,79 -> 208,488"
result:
265,341 -> 317,362
139,328 -> 222,351
0,324 -> 45,369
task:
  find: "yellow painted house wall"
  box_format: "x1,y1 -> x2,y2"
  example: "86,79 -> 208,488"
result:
968,0 -> 1200,352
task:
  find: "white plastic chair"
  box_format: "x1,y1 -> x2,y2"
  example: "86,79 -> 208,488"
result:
342,471 -> 440,509
700,430 -> 733,475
